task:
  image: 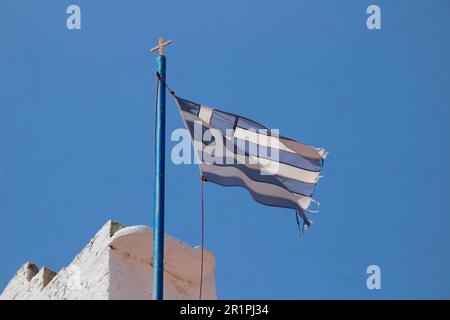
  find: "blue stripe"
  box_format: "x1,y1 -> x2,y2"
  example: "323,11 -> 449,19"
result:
176,97 -> 200,115
210,109 -> 236,135
236,116 -> 266,131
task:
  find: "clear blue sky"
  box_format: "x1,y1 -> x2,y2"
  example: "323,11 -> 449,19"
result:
1,0 -> 449,299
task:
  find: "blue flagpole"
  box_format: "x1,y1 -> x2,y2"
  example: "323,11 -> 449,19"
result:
150,38 -> 172,300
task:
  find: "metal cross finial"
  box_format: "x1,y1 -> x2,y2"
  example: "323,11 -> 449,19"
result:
150,37 -> 173,56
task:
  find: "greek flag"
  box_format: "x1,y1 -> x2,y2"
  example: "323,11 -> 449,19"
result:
174,95 -> 327,230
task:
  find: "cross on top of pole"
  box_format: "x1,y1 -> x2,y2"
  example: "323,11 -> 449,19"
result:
150,37 -> 173,56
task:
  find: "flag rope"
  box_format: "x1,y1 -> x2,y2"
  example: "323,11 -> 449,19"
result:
156,71 -> 175,96
199,175 -> 207,300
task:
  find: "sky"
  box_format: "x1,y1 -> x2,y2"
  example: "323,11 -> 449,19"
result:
1,0 -> 450,299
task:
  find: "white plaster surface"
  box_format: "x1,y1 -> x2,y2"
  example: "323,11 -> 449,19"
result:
0,220 -> 216,300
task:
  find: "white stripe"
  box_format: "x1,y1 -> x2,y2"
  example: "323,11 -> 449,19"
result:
200,163 -> 311,210
293,193 -> 312,210
198,105 -> 213,126
234,127 -> 325,160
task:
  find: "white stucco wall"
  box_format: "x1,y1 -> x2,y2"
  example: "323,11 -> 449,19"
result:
0,220 -> 216,300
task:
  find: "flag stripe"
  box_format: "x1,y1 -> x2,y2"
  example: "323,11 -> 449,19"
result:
210,109 -> 236,135
177,97 -> 200,115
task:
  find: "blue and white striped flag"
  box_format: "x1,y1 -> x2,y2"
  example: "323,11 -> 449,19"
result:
174,95 -> 327,230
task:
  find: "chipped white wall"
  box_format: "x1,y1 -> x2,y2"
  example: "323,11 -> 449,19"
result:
0,220 -> 216,300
